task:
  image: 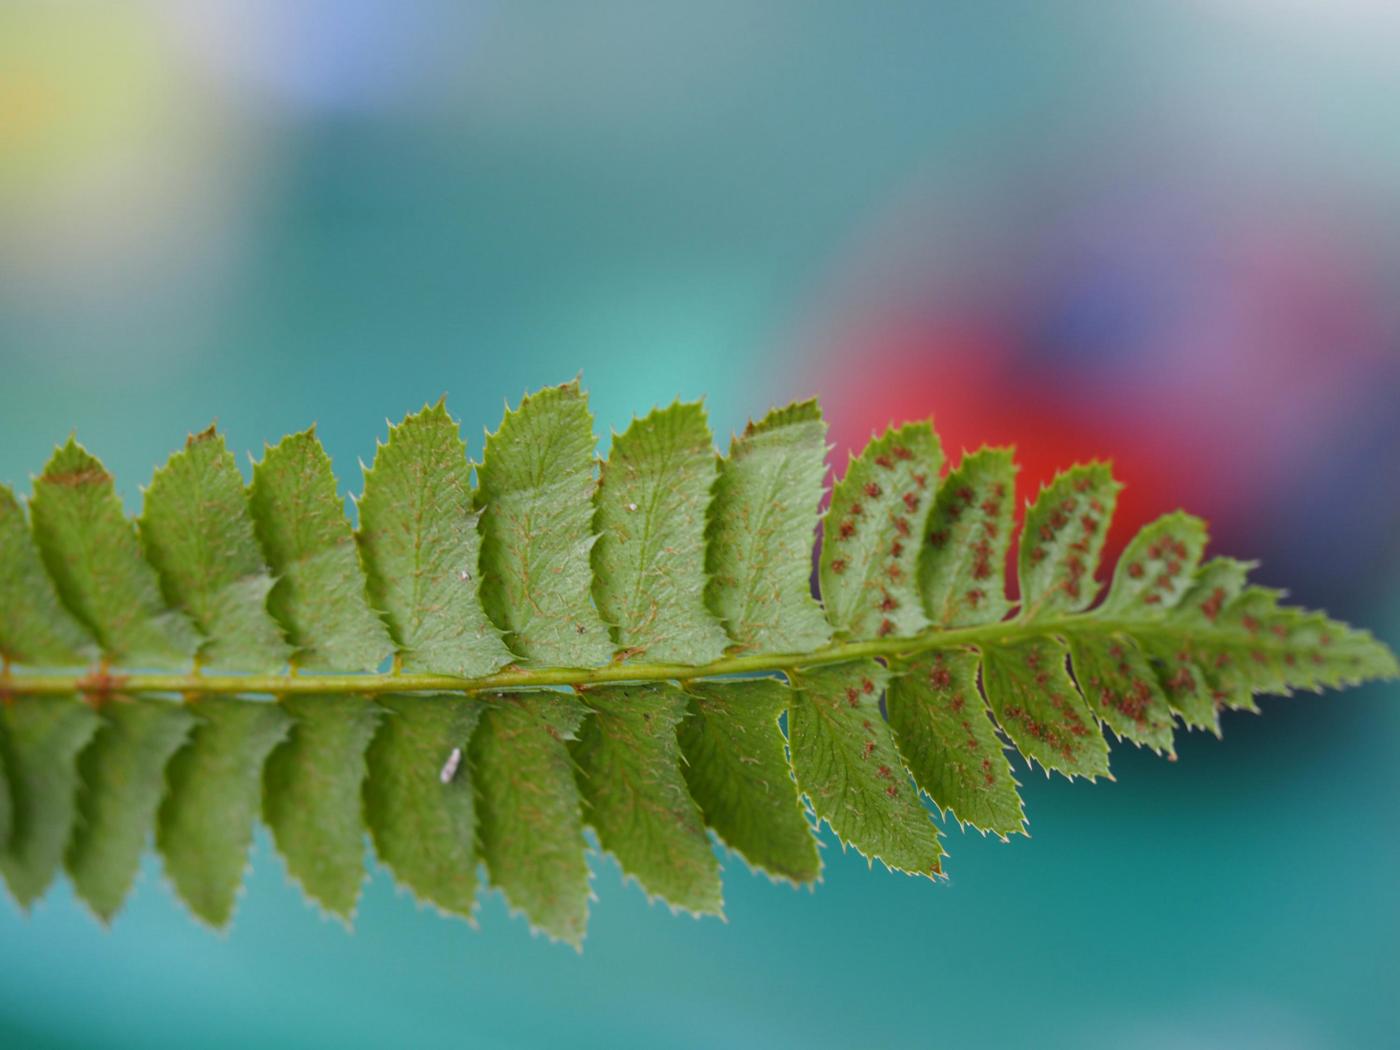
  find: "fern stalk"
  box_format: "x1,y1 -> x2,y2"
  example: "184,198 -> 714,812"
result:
0,614 -> 1338,697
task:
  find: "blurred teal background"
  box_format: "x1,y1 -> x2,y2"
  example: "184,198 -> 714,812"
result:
2,3 -> 1398,1047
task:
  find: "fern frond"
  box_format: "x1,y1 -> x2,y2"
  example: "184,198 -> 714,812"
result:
0,380 -> 1394,946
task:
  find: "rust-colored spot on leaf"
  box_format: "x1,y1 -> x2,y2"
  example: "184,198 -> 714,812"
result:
44,466 -> 110,487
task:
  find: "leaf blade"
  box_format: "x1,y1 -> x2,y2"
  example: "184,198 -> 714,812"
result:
1197,587 -> 1396,698
1097,511 -> 1209,618
156,697 -> 291,927
356,402 -> 512,677
1171,557 -> 1254,627
30,440 -> 199,668
263,694 -> 381,920
1140,634 -> 1221,733
787,660 -> 942,877
593,402 -> 729,665
249,428 -> 393,672
1017,463 -> 1120,620
0,484 -> 95,666
364,694 -> 482,919
887,650 -> 1025,838
573,683 -> 722,915
140,427 -> 290,671
820,422 -> 941,640
470,693 -> 591,946
0,695 -> 101,907
1065,631 -> 1176,755
1146,558 -> 1261,727
476,381 -> 612,668
917,447 -> 1018,627
678,678 -> 821,883
980,637 -> 1109,780
705,400 -> 831,654
66,697 -> 196,921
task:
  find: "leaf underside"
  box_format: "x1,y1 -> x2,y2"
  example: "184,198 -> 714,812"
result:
593,402 -> 730,665
0,381 -> 1392,944
357,402 -> 511,677
677,678 -> 820,883
0,696 -> 101,907
67,697 -> 196,921
573,684 -> 722,915
156,697 -> 291,927
471,692 -> 591,945
364,694 -> 482,920
249,429 -> 393,673
141,429 -> 290,672
263,695 -> 381,920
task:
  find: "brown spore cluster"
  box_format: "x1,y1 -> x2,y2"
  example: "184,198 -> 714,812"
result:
1125,532 -> 1193,607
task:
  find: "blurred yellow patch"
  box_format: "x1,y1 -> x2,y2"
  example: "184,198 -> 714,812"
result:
0,3 -> 173,211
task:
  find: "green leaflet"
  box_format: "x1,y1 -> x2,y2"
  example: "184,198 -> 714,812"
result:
66,697 -> 196,921
678,678 -> 821,883
1065,632 -> 1176,755
705,401 -> 831,655
29,440 -> 199,668
0,695 -> 101,907
593,402 -> 729,665
1138,565 -> 1397,731
0,483 -> 94,666
1143,556 -> 1257,726
364,694 -> 482,919
1288,607 -> 1398,689
249,429 -> 393,672
787,661 -> 943,877
357,402 -> 512,677
1210,588 -> 1396,695
1142,634 -> 1221,734
820,422 -> 941,640
263,695 -> 381,920
980,637 -> 1110,780
470,693 -> 590,946
573,683 -> 722,915
1018,463 -> 1120,620
140,428 -> 290,672
1096,512 -> 1208,618
157,697 -> 291,927
1172,557 -> 1254,627
886,651 -> 1024,839
1057,509 -> 1212,747
477,381 -> 612,668
918,447 -> 1017,628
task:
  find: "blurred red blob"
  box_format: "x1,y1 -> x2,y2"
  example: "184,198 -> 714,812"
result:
819,320 -> 1218,569
805,184 -> 1400,605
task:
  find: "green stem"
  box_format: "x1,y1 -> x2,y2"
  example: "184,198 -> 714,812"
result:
0,616 -> 1232,697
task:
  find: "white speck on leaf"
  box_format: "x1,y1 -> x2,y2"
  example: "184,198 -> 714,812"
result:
440,747 -> 462,784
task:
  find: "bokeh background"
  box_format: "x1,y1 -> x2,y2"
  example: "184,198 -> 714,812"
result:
2,3 -> 1398,1047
